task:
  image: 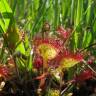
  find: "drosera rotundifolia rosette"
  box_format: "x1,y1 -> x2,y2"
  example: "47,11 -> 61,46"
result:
31,22 -> 96,95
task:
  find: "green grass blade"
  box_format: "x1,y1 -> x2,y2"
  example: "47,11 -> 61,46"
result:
74,0 -> 83,50
0,0 -> 12,32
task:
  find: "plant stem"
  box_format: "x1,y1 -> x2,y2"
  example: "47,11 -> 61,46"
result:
79,43 -> 96,52
82,60 -> 96,75
61,83 -> 72,96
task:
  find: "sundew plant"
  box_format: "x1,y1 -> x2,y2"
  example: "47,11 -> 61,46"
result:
0,0 -> 96,96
